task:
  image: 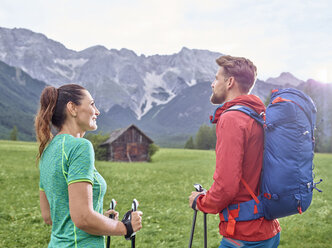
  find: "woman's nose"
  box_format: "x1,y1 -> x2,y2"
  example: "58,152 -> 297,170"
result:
95,107 -> 100,116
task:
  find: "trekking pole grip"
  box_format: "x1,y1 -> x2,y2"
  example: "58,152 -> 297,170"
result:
131,199 -> 139,248
106,199 -> 117,248
109,199 -> 117,218
192,184 -> 206,210
121,199 -> 139,241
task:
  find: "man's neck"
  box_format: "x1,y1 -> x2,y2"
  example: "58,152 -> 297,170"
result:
225,91 -> 247,102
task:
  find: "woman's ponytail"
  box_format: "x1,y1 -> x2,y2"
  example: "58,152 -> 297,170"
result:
35,86 -> 58,161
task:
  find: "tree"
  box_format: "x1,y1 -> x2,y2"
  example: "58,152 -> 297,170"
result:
184,136 -> 195,149
264,93 -> 271,107
210,125 -> 217,149
10,126 -> 18,141
195,124 -> 215,150
84,132 -> 109,161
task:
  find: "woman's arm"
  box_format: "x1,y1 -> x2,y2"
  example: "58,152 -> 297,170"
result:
68,182 -> 142,236
39,191 -> 52,225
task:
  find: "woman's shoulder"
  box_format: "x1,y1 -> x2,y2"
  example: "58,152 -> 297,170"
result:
66,135 -> 92,148
55,134 -> 93,153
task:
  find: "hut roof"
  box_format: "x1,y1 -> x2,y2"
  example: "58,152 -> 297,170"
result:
100,124 -> 153,146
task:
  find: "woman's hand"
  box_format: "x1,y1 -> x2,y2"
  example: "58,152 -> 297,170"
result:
40,191 -> 52,225
131,211 -> 143,232
104,209 -> 119,221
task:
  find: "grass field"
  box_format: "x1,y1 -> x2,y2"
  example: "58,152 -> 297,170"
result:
0,140 -> 331,248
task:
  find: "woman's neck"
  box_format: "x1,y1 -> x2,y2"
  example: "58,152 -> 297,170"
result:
58,126 -> 85,138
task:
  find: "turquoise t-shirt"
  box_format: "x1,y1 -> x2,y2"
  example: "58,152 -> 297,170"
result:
39,134 -> 107,248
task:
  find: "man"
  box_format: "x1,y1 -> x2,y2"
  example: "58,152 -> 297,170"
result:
189,55 -> 281,247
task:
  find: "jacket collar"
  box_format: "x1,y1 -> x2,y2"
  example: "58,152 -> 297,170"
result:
210,95 -> 265,124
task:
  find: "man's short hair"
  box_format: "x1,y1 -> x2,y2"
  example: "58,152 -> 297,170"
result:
216,55 -> 257,93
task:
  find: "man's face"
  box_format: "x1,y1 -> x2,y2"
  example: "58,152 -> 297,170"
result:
210,67 -> 229,104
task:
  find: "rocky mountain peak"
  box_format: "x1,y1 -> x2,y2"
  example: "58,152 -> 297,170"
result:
0,27 -> 225,119
266,72 -> 304,87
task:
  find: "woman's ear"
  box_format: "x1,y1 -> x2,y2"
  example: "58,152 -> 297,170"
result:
66,101 -> 77,118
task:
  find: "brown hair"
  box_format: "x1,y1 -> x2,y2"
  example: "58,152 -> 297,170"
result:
216,55 -> 257,93
35,84 -> 86,160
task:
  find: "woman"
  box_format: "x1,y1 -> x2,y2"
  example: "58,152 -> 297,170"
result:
35,84 -> 142,247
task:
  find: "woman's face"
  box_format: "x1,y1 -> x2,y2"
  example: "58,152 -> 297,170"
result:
75,90 -> 100,132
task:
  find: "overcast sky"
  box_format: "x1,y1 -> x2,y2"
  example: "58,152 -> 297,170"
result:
1,0 -> 331,83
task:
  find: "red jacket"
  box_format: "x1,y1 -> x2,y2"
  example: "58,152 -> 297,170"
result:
196,94 -> 281,241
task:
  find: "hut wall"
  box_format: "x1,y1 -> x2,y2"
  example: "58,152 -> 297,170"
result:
107,127 -> 152,162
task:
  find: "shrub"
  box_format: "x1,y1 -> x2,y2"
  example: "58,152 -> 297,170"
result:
148,143 -> 160,161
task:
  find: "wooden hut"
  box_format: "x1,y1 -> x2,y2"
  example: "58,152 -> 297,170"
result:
100,124 -> 153,162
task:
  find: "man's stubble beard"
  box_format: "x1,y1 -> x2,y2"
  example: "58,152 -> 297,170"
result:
210,92 -> 225,105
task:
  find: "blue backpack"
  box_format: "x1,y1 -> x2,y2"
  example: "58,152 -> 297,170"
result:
220,88 -> 322,235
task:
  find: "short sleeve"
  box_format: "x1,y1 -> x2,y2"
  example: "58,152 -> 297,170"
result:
67,139 -> 95,185
39,163 -> 45,191
39,180 -> 44,191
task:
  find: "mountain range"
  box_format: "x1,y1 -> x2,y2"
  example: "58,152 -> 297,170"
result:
0,27 -> 331,150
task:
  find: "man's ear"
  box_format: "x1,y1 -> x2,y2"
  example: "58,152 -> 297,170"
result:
227,76 -> 235,89
66,101 -> 77,117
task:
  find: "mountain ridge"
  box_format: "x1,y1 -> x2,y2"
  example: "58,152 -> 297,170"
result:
0,26 -> 331,151
0,27 -> 221,118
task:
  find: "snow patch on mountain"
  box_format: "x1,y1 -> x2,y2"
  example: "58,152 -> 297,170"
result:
54,58 -> 89,68
140,70 -> 177,119
188,79 -> 197,86
46,66 -> 73,80
0,51 -> 7,60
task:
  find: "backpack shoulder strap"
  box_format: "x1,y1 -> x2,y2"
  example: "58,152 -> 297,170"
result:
220,105 -> 265,235
225,105 -> 265,126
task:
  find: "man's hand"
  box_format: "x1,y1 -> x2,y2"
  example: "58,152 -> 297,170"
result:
189,191 -> 204,210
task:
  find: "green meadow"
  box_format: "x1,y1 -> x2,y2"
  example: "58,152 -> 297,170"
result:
0,140 -> 331,248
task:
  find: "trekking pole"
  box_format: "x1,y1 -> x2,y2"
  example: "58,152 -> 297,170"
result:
204,212 -> 207,248
188,184 -> 205,248
188,205 -> 197,248
197,185 -> 208,248
131,199 -> 139,248
106,199 -> 117,248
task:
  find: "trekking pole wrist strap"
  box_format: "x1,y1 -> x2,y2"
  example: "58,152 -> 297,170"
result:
192,193 -> 203,210
122,219 -> 134,240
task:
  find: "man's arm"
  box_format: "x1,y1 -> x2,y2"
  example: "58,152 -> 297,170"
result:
196,113 -> 245,213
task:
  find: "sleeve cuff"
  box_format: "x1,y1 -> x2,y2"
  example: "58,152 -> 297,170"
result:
68,179 -> 93,185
